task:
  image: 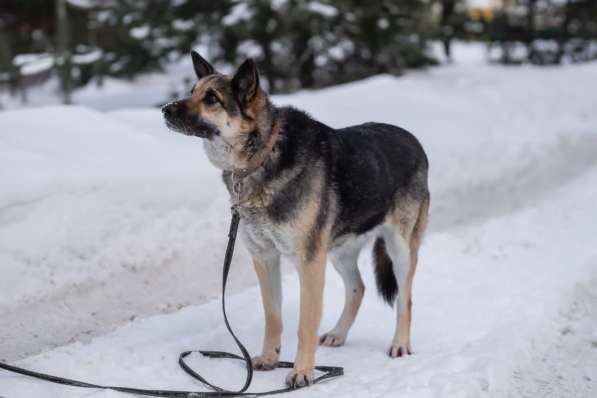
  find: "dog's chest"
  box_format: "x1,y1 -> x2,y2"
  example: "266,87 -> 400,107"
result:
239,210 -> 299,257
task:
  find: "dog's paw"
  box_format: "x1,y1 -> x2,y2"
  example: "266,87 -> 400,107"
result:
252,354 -> 278,371
387,344 -> 412,358
285,368 -> 314,388
318,332 -> 346,347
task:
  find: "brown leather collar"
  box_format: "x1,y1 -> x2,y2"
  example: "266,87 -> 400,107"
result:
233,119 -> 279,180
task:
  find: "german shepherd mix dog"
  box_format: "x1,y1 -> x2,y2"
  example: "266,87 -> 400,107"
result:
163,52 -> 430,388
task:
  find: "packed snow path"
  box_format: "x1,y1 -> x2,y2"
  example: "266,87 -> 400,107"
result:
1,45 -> 597,396
2,158 -> 597,397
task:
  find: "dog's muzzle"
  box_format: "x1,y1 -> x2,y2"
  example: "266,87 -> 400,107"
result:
161,101 -> 183,119
162,101 -> 216,138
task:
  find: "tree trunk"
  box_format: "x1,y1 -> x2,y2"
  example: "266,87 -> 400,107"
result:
441,0 -> 456,62
556,0 -> 572,64
55,0 -> 72,104
526,0 -> 538,62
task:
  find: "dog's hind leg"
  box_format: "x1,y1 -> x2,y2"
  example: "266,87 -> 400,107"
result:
382,227 -> 412,358
319,247 -> 364,347
384,195 -> 428,358
252,251 -> 283,370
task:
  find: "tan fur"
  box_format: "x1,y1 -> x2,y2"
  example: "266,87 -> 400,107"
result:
289,170 -> 331,382
245,91 -> 268,122
292,229 -> 327,381
296,171 -> 325,257
242,166 -> 332,383
390,194 -> 429,353
188,76 -> 264,168
189,77 -> 245,140
344,284 -> 363,325
391,197 -> 421,239
253,257 -> 282,367
331,278 -> 364,342
411,194 -> 430,256
189,76 -> 264,135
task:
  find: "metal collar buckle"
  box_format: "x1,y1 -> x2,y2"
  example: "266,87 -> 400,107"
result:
231,172 -> 244,208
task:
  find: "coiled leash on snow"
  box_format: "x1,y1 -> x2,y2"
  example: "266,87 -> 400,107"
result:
0,207 -> 344,397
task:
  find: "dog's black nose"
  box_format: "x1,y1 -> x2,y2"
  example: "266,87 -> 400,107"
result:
162,102 -> 179,117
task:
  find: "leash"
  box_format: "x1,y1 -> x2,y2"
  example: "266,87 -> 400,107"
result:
0,207 -> 343,397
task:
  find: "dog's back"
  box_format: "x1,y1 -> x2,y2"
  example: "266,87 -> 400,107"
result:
330,122 -> 429,240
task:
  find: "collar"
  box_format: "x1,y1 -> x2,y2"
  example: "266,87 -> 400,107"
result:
233,119 -> 279,180
231,119 -> 279,203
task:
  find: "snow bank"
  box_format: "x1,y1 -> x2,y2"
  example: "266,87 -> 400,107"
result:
0,106 -> 255,310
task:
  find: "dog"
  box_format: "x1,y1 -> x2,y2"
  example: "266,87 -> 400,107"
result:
162,51 -> 430,388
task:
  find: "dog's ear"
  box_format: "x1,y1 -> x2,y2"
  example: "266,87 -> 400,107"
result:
232,58 -> 260,106
191,51 -> 215,79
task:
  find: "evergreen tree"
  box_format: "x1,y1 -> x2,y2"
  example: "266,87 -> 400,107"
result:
4,0 -> 594,103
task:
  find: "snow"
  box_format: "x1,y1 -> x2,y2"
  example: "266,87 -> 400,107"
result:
172,19 -> 194,32
13,53 -> 54,76
130,25 -> 151,40
13,53 -> 46,67
237,40 -> 263,60
2,167 -> 597,397
306,1 -> 338,17
467,0 -> 493,7
222,3 -> 252,26
66,0 -> 95,9
20,57 -> 54,76
0,108 -> 207,300
1,43 -> 597,397
72,49 -> 103,65
326,40 -> 353,61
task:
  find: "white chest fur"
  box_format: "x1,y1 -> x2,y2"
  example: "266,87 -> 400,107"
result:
239,212 -> 300,258
203,137 -> 235,170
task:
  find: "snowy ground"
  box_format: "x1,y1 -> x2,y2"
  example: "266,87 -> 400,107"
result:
1,44 -> 597,397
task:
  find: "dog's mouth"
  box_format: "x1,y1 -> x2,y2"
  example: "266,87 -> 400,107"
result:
162,103 -> 218,139
164,118 -> 206,137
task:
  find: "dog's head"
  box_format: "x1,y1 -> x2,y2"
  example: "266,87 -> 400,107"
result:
162,52 -> 272,170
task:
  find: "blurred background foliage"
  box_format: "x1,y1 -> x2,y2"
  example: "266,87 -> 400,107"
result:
0,0 -> 596,104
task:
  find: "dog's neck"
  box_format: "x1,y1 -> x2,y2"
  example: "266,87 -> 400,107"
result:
233,118 -> 280,180
203,105 -> 283,208
229,114 -> 282,207
202,103 -> 277,172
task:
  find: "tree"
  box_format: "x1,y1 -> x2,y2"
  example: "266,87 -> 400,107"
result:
1,0 -> 439,100
55,0 -> 71,104
486,0 -> 597,65
440,0 -> 457,62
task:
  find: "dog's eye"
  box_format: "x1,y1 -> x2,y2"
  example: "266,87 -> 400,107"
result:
203,92 -> 219,106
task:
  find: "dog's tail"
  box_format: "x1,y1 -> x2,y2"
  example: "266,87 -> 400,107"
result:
372,237 -> 398,306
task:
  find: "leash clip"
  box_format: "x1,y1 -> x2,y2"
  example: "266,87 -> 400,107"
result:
231,172 -> 245,209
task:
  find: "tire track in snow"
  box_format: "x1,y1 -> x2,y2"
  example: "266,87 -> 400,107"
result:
508,263 -> 597,398
0,192 -> 255,362
431,132 -> 597,232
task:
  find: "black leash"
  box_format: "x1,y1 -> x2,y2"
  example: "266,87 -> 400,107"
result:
0,207 -> 343,397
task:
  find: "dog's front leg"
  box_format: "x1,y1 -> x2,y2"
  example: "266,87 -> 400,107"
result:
253,252 -> 283,370
286,247 -> 326,388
